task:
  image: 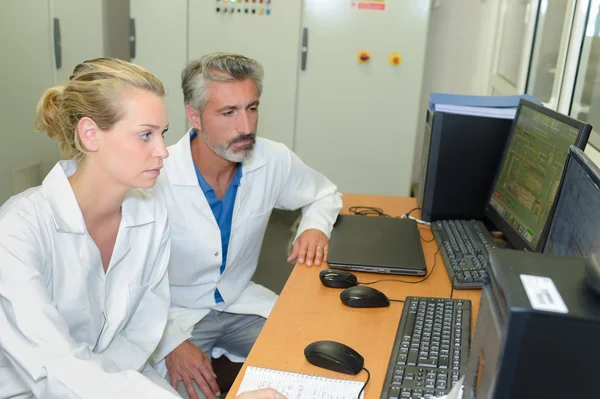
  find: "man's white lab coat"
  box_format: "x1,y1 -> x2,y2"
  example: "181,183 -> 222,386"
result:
150,132 -> 342,365
0,161 -> 179,398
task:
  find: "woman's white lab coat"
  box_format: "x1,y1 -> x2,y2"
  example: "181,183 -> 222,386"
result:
149,132 -> 342,366
0,161 -> 179,398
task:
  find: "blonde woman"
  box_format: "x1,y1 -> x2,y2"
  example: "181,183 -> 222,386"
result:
0,57 -> 285,399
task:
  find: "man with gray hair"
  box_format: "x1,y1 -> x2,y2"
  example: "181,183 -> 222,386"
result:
149,52 -> 342,399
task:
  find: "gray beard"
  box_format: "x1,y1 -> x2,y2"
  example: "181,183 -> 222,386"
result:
200,126 -> 255,163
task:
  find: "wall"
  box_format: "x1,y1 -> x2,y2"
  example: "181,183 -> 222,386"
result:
411,0 -> 501,189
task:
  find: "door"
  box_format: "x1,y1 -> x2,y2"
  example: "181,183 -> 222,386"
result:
295,0 -> 431,196
50,0 -> 105,83
187,0 -> 303,149
130,0 -> 188,145
0,0 -> 60,203
490,0 -> 540,95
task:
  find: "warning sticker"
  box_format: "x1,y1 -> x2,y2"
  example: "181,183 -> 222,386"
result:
351,0 -> 387,11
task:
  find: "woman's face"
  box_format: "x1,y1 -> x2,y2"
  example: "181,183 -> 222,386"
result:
98,89 -> 169,190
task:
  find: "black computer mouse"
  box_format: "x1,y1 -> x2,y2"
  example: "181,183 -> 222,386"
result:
319,269 -> 358,289
585,251 -> 600,297
340,286 -> 390,308
304,340 -> 364,375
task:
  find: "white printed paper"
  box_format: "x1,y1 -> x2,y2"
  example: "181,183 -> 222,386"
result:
520,274 -> 569,314
237,366 -> 365,399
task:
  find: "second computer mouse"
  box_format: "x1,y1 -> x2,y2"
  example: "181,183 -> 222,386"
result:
304,340 -> 364,375
319,269 -> 358,288
340,286 -> 390,308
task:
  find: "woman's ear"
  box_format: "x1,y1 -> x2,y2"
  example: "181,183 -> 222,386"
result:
77,117 -> 100,152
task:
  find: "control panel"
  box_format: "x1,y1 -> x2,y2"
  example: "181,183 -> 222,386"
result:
216,0 -> 272,15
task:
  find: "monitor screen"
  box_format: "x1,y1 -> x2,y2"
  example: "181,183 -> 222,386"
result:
484,99 -> 591,251
543,147 -> 600,258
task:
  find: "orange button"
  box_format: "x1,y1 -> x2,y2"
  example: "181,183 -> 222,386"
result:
358,51 -> 370,63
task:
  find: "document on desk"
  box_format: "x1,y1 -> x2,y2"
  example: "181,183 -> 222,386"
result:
236,366 -> 365,399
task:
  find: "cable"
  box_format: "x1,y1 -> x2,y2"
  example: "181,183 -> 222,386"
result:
357,367 -> 370,399
404,207 -> 422,218
449,268 -> 484,299
389,299 -> 405,303
348,205 -> 430,222
418,226 -> 436,242
348,206 -> 390,217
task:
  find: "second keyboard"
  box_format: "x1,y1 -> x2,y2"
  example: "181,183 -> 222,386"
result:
432,220 -> 495,289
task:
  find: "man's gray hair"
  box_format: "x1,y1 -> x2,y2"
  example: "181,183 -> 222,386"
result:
182,52 -> 264,113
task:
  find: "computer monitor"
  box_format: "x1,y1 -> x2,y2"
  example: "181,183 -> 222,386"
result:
484,99 -> 591,251
543,146 -> 600,257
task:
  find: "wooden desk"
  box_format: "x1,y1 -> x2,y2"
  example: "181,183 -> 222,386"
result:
227,194 -> 482,398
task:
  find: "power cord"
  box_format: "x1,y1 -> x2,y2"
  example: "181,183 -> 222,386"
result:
348,205 -> 432,226
418,226 -> 436,242
349,206 -> 391,217
357,367 -> 371,399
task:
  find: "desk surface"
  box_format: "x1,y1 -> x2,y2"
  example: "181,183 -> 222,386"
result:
227,194 -> 481,398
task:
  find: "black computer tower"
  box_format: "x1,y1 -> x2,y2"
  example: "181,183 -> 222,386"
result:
463,249 -> 600,398
417,110 -> 512,222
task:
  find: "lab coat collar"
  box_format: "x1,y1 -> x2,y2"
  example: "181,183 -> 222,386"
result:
43,160 -> 155,234
167,129 -> 267,187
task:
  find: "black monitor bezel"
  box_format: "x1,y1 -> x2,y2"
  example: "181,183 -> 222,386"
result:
483,99 -> 592,252
542,145 -> 600,254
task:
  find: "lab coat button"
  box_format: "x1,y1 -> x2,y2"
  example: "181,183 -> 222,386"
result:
215,252 -> 219,256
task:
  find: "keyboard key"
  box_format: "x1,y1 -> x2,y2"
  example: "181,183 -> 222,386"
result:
388,387 -> 401,399
407,350 -> 418,366
439,355 -> 449,369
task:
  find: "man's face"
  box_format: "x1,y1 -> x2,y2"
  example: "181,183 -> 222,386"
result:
199,78 -> 259,162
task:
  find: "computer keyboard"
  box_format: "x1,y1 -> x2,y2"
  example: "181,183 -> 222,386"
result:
380,297 -> 471,399
432,220 -> 495,289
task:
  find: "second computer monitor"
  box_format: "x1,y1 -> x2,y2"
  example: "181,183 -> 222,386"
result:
484,99 -> 591,251
543,146 -> 600,258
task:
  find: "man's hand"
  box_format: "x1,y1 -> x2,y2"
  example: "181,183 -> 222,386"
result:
287,228 -> 329,267
166,341 -> 220,399
236,389 -> 287,399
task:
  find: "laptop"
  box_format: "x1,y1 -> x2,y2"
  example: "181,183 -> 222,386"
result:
326,214 -> 427,276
